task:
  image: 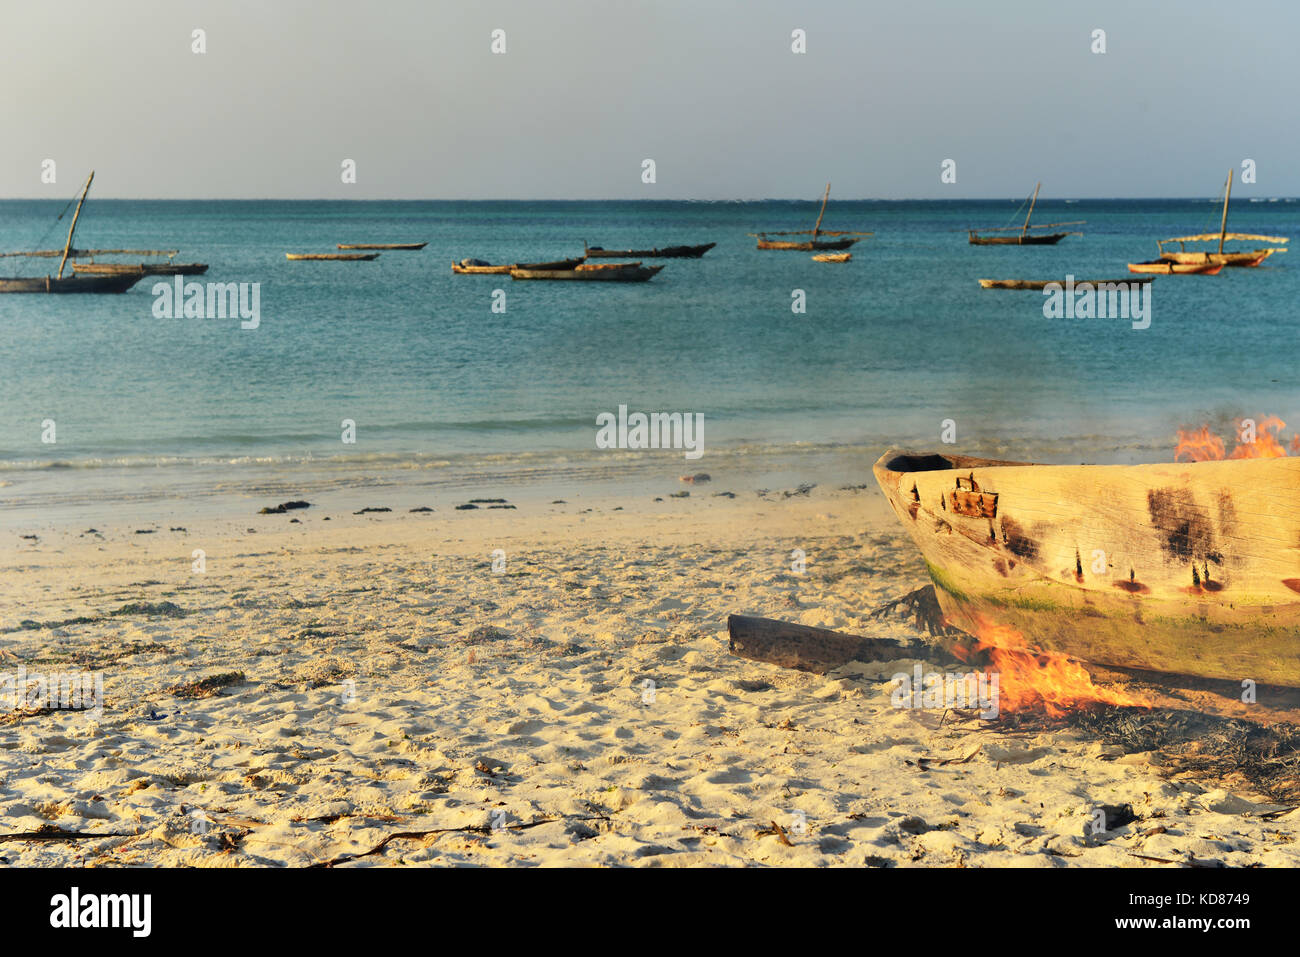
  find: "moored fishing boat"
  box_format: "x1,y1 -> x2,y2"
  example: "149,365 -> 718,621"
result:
583,242 -> 715,258
71,262 -> 210,276
510,262 -> 663,282
968,182 -> 1084,245
750,183 -> 872,251
1127,259 -> 1223,276
978,277 -> 1153,290
452,256 -> 584,274
0,171 -> 144,295
0,274 -> 144,293
873,450 -> 1300,687
337,242 -> 427,250
286,253 -> 379,261
1157,171 -> 1288,267
812,252 -> 852,263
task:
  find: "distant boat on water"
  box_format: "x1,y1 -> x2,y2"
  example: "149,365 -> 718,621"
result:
978,277 -> 1153,290
750,183 -> 872,251
0,171 -> 146,294
337,242 -> 427,250
72,261 -> 209,276
286,252 -> 379,261
1127,259 -> 1223,276
510,262 -> 663,282
1157,171 -> 1288,267
453,256 -> 585,274
584,241 -> 714,258
968,182 -> 1084,245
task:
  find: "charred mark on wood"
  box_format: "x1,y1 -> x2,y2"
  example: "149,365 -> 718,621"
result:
1075,550 -> 1084,582
1000,516 -> 1039,561
1115,568 -> 1149,594
1146,487 -> 1216,562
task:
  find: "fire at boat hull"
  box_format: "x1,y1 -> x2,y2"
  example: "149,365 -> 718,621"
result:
873,450 -> 1300,687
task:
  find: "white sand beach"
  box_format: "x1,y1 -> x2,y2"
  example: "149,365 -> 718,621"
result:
2,478 -> 1298,867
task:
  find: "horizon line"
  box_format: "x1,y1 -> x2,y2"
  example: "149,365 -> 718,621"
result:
0,195 -> 1291,203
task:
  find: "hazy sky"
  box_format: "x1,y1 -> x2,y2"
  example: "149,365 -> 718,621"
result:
2,0 -> 1297,199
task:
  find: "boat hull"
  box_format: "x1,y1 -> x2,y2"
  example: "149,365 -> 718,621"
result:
756,237 -> 859,251
452,257 -> 584,274
812,253 -> 852,263
1128,260 -> 1223,275
0,274 -> 144,293
510,264 -> 663,282
71,262 -> 209,276
969,232 -> 1069,245
1160,250 -> 1277,268
584,243 -> 715,258
979,277 -> 1153,290
337,243 -> 427,250
873,450 -> 1300,687
286,253 -> 379,261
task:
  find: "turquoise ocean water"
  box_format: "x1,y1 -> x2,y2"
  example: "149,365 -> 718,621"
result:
1,198 -> 1297,519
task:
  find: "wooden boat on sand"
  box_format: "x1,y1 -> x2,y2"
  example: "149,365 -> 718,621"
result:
968,182 -> 1084,245
72,261 -> 209,276
337,242 -> 427,250
978,277 -> 1153,290
812,253 -> 852,263
751,183 -> 872,251
510,262 -> 663,282
584,242 -> 715,258
286,253 -> 379,261
453,257 -> 584,274
0,171 -> 144,295
1127,260 -> 1223,276
873,450 -> 1300,687
1157,171 -> 1288,267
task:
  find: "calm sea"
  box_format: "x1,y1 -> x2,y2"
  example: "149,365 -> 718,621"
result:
1,198 -> 1297,519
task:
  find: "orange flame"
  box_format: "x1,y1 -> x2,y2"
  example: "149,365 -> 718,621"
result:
955,617 -> 1149,718
1175,415 -> 1291,461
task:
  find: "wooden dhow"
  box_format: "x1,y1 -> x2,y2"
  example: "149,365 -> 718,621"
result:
750,183 -> 872,251
71,261 -> 209,276
453,257 -> 585,274
286,252 -> 379,261
510,262 -> 663,282
1157,171 -> 1288,267
873,450 -> 1300,687
583,241 -> 715,258
337,242 -> 427,250
978,277 -> 1153,290
0,171 -> 145,294
1127,259 -> 1223,276
968,182 -> 1084,245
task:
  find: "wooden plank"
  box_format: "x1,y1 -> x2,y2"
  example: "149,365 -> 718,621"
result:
727,614 -> 925,674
